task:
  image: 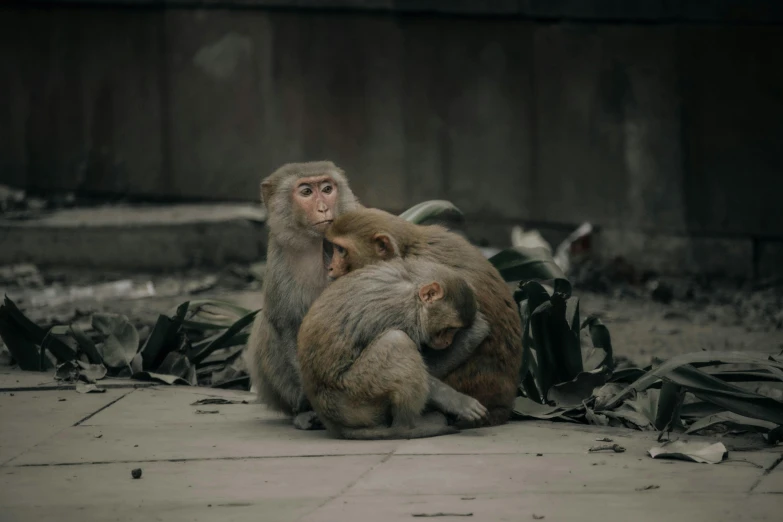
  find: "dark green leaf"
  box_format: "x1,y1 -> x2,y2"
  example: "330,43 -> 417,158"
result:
548,366 -> 611,408
2,295 -> 46,344
680,401 -> 724,419
398,200 -> 463,224
709,369 -> 783,383
0,306 -> 43,371
663,364 -> 783,426
597,351 -> 783,411
92,314 -> 139,369
512,397 -> 577,421
156,352 -> 197,386
581,316 -> 613,371
685,411 -> 778,435
69,325 -> 103,364
190,310 -> 259,365
41,328 -> 77,364
609,367 -> 648,383
174,301 -> 190,323
139,315 -> 180,369
655,381 -> 685,431
489,247 -> 565,283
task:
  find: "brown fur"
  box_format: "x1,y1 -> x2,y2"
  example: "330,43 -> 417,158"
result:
242,161 -> 360,425
298,258 -> 482,440
326,208 -> 523,427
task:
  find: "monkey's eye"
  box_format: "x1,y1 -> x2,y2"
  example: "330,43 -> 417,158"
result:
299,187 -> 313,196
322,184 -> 333,194
334,244 -> 346,256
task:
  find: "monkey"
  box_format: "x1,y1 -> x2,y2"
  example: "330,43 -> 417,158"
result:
324,207 -> 524,428
297,257 -> 490,440
242,161 -> 361,430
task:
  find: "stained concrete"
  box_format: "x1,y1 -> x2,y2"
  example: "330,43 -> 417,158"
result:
0,204 -> 267,270
0,367 -> 780,522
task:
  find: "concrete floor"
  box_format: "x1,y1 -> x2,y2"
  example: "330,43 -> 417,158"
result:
0,367 -> 781,522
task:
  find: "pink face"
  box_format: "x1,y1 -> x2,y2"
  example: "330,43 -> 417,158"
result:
293,175 -> 339,232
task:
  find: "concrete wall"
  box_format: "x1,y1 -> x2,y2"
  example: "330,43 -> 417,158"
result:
1,2 -> 782,276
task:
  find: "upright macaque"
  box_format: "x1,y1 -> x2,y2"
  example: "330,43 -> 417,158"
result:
298,258 -> 488,440
325,208 -> 524,427
242,161 -> 360,429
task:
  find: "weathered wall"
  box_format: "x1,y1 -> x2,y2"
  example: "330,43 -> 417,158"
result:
1,1 -> 782,276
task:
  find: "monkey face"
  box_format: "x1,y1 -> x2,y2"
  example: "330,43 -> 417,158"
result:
428,327 -> 460,350
325,238 -> 362,279
292,175 -> 339,232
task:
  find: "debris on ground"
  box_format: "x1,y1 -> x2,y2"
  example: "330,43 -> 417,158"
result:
588,444 -> 626,453
412,514 -> 473,518
635,485 -> 660,491
648,441 -> 728,464
131,468 -> 142,479
190,398 -> 248,406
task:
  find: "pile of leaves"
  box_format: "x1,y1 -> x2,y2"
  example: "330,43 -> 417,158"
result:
1,199 -> 782,444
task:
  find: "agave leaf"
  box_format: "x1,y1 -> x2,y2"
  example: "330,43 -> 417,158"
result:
708,369 -> 783,382
548,365 -> 611,407
2,295 -> 46,344
680,401 -> 724,418
0,306 -> 43,371
655,381 -> 685,431
596,351 -> 783,411
190,310 -> 259,365
139,315 -> 180,370
69,325 -> 103,364
512,396 -> 579,421
663,364 -> 783,426
581,316 -> 613,371
489,247 -> 565,283
685,411 -> 778,435
398,200 -> 463,224
609,367 -> 648,383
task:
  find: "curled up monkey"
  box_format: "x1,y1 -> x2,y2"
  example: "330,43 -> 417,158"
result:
297,257 -> 490,440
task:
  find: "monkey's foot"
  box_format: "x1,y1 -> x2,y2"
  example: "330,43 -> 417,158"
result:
293,411 -> 325,430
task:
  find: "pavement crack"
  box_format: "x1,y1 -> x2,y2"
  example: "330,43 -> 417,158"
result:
11,453 -> 391,468
749,452 -> 783,492
73,389 -> 135,427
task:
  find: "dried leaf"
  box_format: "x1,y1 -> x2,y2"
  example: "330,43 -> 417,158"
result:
92,313 -> 139,369
76,361 -> 108,383
76,382 -> 106,394
131,371 -> 190,386
648,441 -> 728,464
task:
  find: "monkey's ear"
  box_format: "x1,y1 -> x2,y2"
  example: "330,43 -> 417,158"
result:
372,233 -> 397,259
418,282 -> 444,304
260,180 -> 275,206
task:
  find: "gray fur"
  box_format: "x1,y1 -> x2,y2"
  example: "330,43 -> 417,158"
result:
242,161 -> 360,420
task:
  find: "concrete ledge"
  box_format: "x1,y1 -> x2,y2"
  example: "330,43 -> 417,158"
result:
0,204 -> 267,271
594,229 -> 754,278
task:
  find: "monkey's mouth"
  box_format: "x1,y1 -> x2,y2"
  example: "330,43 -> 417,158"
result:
313,219 -> 333,226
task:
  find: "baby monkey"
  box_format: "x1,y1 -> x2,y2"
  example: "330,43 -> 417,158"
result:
297,258 -> 488,440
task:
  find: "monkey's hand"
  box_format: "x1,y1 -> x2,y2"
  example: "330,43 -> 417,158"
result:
293,411 -> 325,431
427,376 -> 488,422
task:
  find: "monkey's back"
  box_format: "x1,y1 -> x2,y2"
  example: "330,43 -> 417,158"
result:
411,224 -> 523,426
297,261 -> 424,429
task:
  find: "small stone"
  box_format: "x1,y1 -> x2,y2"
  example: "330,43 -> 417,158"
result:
131,468 -> 142,479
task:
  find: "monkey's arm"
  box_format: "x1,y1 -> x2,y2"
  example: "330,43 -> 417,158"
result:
427,376 -> 488,422
425,311 -> 490,379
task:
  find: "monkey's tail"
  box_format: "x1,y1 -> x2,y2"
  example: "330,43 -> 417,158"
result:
339,423 -> 458,440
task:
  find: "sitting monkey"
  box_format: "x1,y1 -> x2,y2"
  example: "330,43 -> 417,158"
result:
297,258 -> 489,440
